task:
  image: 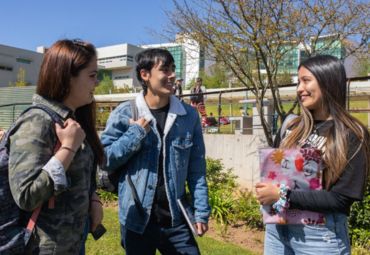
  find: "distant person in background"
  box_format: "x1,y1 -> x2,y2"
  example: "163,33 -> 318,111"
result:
239,106 -> 248,116
206,112 -> 217,127
190,77 -> 204,107
190,77 -> 207,125
173,78 -> 183,99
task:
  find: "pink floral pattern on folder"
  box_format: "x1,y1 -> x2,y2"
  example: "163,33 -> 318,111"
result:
259,148 -> 325,225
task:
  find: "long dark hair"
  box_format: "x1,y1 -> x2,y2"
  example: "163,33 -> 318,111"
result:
281,55 -> 369,188
37,39 -> 104,165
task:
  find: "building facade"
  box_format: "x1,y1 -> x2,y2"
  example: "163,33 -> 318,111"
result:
0,45 -> 43,88
96,43 -> 143,91
142,34 -> 208,87
275,35 -> 351,81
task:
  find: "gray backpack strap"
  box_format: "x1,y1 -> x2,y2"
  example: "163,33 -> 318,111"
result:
127,98 -> 145,216
129,99 -> 138,121
280,114 -> 298,139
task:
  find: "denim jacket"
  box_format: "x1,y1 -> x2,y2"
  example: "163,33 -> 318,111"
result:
101,92 -> 210,234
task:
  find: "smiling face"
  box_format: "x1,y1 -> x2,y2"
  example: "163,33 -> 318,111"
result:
141,60 -> 176,97
64,57 -> 98,110
297,66 -> 325,115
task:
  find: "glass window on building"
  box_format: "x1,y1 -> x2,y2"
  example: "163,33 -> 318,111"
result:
199,48 -> 205,71
167,46 -> 184,79
0,65 -> 13,71
300,50 -> 310,63
16,58 -> 32,64
314,38 -> 345,60
278,46 -> 299,74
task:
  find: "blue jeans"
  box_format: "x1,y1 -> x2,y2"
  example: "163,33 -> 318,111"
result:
264,213 -> 350,255
120,219 -> 200,255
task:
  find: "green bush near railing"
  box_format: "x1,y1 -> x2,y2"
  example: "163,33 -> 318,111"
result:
206,158 -> 263,234
349,178 -> 370,252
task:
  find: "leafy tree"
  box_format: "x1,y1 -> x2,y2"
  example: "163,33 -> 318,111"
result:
202,63 -> 230,89
95,74 -> 114,95
276,71 -> 293,86
354,57 -> 370,77
165,0 -> 369,145
112,85 -> 131,94
16,68 -> 27,87
9,67 -> 27,87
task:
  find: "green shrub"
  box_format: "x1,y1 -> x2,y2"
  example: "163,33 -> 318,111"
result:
206,158 -> 237,232
206,157 -> 238,193
232,190 -> 263,230
209,190 -> 235,234
348,179 -> 370,251
97,189 -> 118,203
206,158 -> 263,232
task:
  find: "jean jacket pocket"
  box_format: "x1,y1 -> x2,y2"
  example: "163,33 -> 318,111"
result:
172,138 -> 193,150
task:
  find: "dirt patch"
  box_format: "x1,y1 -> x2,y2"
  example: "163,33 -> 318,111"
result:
206,219 -> 264,255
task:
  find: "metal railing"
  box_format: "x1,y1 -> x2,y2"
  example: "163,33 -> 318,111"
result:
1,76 -> 369,132
0,103 -> 31,130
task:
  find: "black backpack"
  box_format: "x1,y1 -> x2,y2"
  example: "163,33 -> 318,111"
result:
0,105 -> 62,254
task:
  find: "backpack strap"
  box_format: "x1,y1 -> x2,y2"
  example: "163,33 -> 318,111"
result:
280,114 -> 298,139
129,99 -> 139,121
31,104 -> 64,126
26,207 -> 42,232
127,99 -> 145,216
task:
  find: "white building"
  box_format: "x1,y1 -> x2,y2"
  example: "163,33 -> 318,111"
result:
96,43 -> 143,90
94,37 -> 208,89
141,34 -> 209,87
2,35 -> 210,91
0,44 -> 43,88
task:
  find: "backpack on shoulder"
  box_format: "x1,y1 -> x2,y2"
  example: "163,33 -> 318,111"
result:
0,105 -> 62,254
97,99 -> 138,194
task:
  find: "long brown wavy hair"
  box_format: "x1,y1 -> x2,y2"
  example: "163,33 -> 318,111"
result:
280,55 -> 369,189
37,39 -> 104,165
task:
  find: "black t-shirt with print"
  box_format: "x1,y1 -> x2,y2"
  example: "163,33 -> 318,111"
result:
274,119 -> 368,215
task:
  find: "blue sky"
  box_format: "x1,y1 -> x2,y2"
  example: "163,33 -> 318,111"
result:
0,0 -> 175,51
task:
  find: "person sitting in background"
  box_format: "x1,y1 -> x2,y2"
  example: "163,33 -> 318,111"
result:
205,112 -> 217,127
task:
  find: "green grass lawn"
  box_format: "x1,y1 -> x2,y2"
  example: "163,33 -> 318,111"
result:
349,100 -> 369,126
85,207 -> 254,255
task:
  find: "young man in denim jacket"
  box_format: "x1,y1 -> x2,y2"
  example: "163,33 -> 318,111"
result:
101,48 -> 210,255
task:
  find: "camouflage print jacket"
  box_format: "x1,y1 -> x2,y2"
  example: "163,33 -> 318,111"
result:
8,94 -> 96,255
